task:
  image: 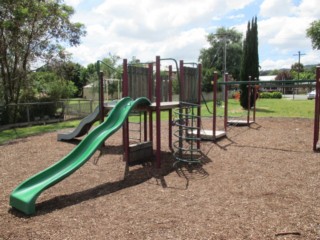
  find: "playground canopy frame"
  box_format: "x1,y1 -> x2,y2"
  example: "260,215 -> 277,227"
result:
215,70 -> 320,151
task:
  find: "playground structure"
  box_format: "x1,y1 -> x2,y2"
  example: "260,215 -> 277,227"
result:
9,55 -> 320,215
9,56 -> 204,215
57,58 -> 320,156
217,69 -> 320,151
225,74 -> 256,126
121,56 -> 202,167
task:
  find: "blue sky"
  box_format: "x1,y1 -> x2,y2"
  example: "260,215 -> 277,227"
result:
65,0 -> 319,70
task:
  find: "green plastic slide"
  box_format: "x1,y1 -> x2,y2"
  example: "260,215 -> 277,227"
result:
10,97 -> 151,215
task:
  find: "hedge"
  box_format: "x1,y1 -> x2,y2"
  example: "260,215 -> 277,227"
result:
259,91 -> 282,99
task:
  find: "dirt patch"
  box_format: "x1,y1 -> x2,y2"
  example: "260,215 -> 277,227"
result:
1,117 -> 320,239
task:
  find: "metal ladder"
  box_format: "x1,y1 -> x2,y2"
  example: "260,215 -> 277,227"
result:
128,111 -> 142,144
173,102 -> 202,165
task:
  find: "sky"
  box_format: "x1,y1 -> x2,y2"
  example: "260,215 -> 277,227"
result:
64,0 -> 320,71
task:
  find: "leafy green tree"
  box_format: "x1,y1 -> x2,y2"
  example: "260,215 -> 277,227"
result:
290,64 -> 315,81
240,17 -> 259,109
307,20 -> 320,50
26,71 -> 77,100
0,0 -> 85,106
291,62 -> 304,73
41,61 -> 86,97
199,27 -> 243,92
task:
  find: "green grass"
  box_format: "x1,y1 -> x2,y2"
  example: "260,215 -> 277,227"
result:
0,120 -> 80,145
201,98 -> 315,119
0,98 -> 316,145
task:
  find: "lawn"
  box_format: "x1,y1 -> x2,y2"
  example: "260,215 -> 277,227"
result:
0,120 -> 81,145
0,98 -> 316,145
201,98 -> 315,119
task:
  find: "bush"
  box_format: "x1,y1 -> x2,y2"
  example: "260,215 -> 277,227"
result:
259,91 -> 282,99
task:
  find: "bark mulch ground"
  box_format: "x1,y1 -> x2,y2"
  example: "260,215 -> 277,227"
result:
1,117 -> 320,239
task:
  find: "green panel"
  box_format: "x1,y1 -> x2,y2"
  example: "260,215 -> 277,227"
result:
10,97 -> 151,215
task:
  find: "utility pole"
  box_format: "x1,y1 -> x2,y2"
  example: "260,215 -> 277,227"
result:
293,51 -> 306,80
292,51 -> 306,99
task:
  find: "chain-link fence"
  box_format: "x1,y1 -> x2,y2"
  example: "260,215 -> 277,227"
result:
0,99 -> 98,130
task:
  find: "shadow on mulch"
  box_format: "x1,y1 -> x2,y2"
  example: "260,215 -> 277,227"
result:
9,151 -> 213,217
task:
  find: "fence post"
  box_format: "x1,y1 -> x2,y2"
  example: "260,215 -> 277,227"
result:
26,105 -> 30,123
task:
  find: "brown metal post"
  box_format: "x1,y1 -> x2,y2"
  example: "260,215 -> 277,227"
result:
224,73 -> 228,131
178,60 -> 184,159
168,65 -> 173,150
213,72 -> 218,141
247,76 -> 252,125
99,71 -> 104,123
253,78 -> 257,122
313,67 -> 320,151
169,65 -> 173,102
122,59 -> 129,162
197,64 -> 202,149
144,111 -> 147,142
155,56 -> 161,168
180,60 -> 185,102
148,63 -> 153,143
122,59 -> 128,97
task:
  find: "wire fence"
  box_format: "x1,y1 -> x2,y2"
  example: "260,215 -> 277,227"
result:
0,99 -> 99,131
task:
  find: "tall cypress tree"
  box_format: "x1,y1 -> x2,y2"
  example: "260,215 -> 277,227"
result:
240,17 -> 259,109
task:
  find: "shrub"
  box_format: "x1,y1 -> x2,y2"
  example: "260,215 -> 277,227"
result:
259,91 -> 282,99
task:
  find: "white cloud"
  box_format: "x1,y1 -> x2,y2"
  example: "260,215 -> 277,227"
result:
69,0 -> 256,65
259,17 -> 314,52
64,0 -> 82,8
66,0 -> 320,70
228,14 -> 245,20
301,50 -> 320,65
296,0 -> 319,18
260,0 -> 297,18
255,0 -> 319,70
260,49 -> 320,70
260,58 -> 295,70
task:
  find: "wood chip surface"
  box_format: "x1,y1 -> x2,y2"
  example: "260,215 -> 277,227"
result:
1,117 -> 320,239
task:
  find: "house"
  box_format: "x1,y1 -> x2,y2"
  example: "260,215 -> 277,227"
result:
259,75 -> 277,92
83,79 -> 121,101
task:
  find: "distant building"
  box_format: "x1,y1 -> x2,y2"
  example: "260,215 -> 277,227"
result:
259,75 -> 277,92
83,79 -> 121,101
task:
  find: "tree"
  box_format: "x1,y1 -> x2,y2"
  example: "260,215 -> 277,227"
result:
275,70 -> 293,81
275,70 -> 293,94
240,17 -> 259,109
199,27 -> 243,92
291,62 -> 304,73
40,61 -> 86,97
306,20 -> 320,50
29,71 -> 77,100
0,0 -> 86,106
84,54 -> 121,100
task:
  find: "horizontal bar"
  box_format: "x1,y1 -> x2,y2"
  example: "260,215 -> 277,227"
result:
217,79 -> 316,85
